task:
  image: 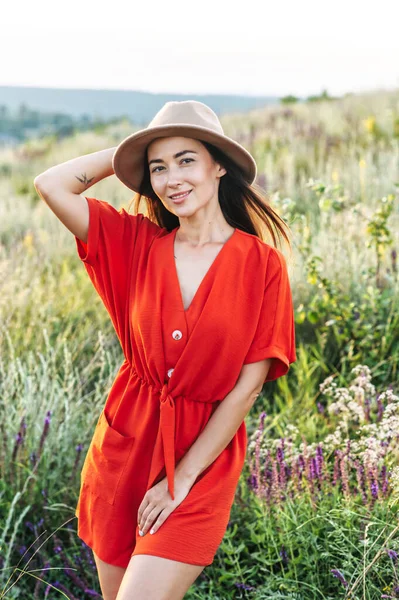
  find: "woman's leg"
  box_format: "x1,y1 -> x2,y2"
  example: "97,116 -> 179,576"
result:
115,554 -> 206,600
93,550 -> 127,600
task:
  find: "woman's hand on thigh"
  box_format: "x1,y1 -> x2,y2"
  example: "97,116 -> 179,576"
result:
137,476 -> 192,536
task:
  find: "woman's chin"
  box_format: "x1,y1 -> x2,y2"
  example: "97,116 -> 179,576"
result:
171,204 -> 197,217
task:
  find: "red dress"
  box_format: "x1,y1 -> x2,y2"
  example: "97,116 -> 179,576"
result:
74,196 -> 296,567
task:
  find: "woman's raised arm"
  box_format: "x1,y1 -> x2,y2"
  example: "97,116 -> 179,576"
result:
33,146 -> 117,243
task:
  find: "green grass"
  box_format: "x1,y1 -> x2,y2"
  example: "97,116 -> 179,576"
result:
1,88 -> 398,598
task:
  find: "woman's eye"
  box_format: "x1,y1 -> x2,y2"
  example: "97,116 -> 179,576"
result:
151,158 -> 194,173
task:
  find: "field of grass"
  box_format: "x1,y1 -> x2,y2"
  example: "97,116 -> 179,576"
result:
0,88 -> 398,599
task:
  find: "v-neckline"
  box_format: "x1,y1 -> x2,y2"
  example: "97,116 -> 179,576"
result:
170,226 -> 238,314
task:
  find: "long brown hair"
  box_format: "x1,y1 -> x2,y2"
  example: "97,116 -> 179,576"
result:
127,140 -> 293,256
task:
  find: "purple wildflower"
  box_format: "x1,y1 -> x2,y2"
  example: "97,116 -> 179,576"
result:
276,446 -> 287,491
247,473 -> 258,491
309,456 -> 317,481
270,458 -> 280,502
316,444 -> 324,480
280,545 -> 289,566
354,459 -> 368,504
331,568 -> 348,587
25,521 -> 34,532
234,582 -> 256,591
379,464 -> 388,496
386,548 -> 398,562
332,450 -> 340,487
35,411 -> 52,464
85,589 -> 102,597
34,560 -> 51,599
340,453 -> 350,497
370,475 -> 379,500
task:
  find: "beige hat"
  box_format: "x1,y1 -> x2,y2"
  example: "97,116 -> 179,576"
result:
112,100 -> 257,193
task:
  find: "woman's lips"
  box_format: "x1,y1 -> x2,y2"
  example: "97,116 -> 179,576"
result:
171,190 -> 192,204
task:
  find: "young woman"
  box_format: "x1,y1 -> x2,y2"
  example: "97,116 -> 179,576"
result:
34,100 -> 297,600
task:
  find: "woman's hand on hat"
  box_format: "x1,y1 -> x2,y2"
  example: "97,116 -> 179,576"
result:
137,476 -> 192,536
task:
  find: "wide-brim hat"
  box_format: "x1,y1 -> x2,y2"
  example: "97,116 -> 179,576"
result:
112,100 -> 257,193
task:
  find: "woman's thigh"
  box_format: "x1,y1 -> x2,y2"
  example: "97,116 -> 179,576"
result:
115,554 -> 206,600
93,551 -> 127,600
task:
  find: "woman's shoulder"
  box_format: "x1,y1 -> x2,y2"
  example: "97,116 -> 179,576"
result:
120,207 -> 171,241
235,228 -> 292,283
235,227 -> 283,259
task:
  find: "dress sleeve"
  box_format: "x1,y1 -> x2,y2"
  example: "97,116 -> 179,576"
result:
243,246 -> 297,382
74,196 -> 161,351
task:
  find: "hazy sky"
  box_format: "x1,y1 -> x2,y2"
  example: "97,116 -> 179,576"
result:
2,0 -> 398,97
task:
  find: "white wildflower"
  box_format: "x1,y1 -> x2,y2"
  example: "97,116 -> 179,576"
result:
319,375 -> 336,393
389,466 -> 399,494
349,385 -> 365,403
285,423 -> 300,437
323,427 -> 343,451
379,390 -> 399,404
347,400 -> 366,422
351,365 -> 372,379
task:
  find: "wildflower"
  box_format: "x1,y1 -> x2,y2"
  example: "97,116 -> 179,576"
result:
234,582 -> 256,591
23,232 -> 34,251
362,116 -> 375,134
36,411 -> 52,461
389,466 -> 399,496
370,477 -> 379,500
386,548 -> 398,562
280,545 -> 289,566
331,568 -> 349,587
319,375 -> 335,394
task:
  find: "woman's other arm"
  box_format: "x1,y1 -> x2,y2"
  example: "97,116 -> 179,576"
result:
175,358 -> 272,486
33,147 -> 117,243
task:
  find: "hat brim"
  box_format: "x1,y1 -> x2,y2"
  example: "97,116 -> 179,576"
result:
112,124 -> 257,193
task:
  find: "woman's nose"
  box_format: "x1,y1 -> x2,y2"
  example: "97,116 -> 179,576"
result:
166,165 -> 184,186
168,177 -> 183,186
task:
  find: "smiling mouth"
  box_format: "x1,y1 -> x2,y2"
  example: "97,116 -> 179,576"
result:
170,190 -> 192,202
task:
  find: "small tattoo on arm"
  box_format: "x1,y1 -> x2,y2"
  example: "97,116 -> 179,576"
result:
75,173 -> 95,186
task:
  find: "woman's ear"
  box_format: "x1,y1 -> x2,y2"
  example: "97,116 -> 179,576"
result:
217,164 -> 227,178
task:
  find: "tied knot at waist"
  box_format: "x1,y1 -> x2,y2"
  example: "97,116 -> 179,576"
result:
159,382 -> 176,500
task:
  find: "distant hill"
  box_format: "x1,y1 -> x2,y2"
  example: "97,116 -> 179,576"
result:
0,86 -> 282,125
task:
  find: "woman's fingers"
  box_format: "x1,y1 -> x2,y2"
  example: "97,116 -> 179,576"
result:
139,505 -> 164,535
147,507 -> 170,535
137,476 -> 189,536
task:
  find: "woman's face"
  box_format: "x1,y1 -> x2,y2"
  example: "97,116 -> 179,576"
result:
147,136 -> 226,217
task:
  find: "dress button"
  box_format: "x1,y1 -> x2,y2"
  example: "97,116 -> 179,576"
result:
172,329 -> 183,340
167,368 -> 174,378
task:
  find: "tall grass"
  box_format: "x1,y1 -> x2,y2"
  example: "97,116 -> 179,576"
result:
0,88 -> 398,598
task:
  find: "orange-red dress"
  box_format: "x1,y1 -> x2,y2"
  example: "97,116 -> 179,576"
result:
74,196 -> 296,567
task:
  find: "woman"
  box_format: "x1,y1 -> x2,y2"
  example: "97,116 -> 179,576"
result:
34,100 -> 297,600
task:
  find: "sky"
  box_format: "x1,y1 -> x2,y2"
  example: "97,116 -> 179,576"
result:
2,0 -> 398,97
